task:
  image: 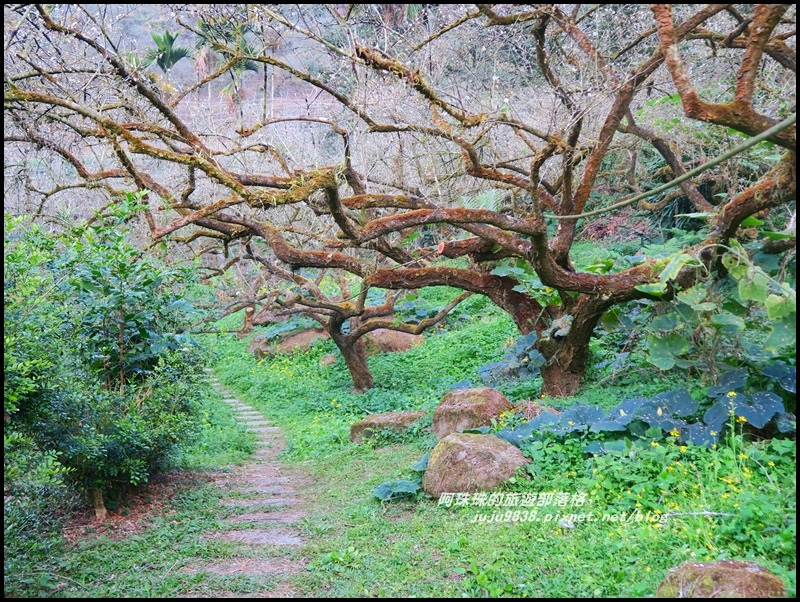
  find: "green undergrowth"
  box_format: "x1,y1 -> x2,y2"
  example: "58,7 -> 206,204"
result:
4,381 -> 258,598
211,312 -> 796,597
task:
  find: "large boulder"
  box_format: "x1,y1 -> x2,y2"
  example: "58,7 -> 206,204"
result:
364,329 -> 424,355
247,329 -> 329,360
423,433 -> 529,499
655,560 -> 786,598
349,411 -> 427,443
432,388 -> 514,439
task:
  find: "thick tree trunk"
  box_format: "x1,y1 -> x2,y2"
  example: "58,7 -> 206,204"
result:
534,297 -> 610,397
328,318 -> 374,393
538,321 -> 598,397
338,337 -> 374,393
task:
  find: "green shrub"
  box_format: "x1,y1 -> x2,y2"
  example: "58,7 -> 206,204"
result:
4,208 -> 209,514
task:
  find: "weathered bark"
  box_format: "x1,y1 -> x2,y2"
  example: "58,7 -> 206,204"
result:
538,309 -> 605,397
328,318 -> 374,393
528,292 -> 613,397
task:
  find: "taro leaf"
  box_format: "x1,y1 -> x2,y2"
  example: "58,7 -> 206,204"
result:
652,389 -> 699,416
490,265 -> 525,277
372,479 -> 420,502
496,412 -> 560,447
709,312 -> 746,335
554,404 -> 605,434
763,315 -> 796,352
676,284 -> 708,307
707,369 -> 748,398
410,452 -> 429,472
646,417 -> 687,431
600,308 -> 622,333
632,390 -> 696,431
595,351 -> 631,370
516,331 -> 538,348
626,420 -> 649,438
703,397 -> 739,432
645,427 -> 664,438
674,303 -> 700,327
450,380 -> 473,390
722,299 -> 748,316
609,397 -> 648,424
478,361 -> 504,379
680,423 -> 719,448
494,429 -> 522,447
646,334 -> 689,370
660,253 -> 694,284
735,392 -> 784,429
774,412 -> 796,434
528,349 -> 546,368
462,426 -> 491,434
583,440 -> 627,455
590,420 -> 628,433
761,361 -> 796,394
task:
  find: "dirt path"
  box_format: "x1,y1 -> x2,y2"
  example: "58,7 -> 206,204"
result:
182,373 -> 311,597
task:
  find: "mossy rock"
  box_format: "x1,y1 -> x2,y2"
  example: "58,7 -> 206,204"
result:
433,387 -> 514,439
349,411 -> 427,443
363,328 -> 424,355
656,559 -> 786,598
423,433 -> 529,498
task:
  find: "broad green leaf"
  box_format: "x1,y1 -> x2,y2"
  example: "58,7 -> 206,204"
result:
738,269 -> 770,303
765,294 -> 795,320
659,253 -> 694,284
635,282 -> 667,296
740,216 -> 765,227
762,231 -> 796,241
410,452 -> 429,472
763,315 -> 796,351
372,480 -> 420,502
707,369 -> 748,398
709,312 -> 745,335
761,361 -> 796,394
676,284 -> 708,306
490,265 -> 525,277
650,313 -> 679,331
646,334 -> 689,370
735,392 -> 784,429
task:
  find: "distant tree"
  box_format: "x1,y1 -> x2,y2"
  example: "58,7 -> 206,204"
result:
144,29 -> 193,77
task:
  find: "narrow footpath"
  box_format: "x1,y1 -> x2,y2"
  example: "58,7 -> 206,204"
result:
182,372 -> 311,597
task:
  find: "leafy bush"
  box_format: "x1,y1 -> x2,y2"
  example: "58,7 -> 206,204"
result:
4,209 -> 209,516
641,239 -> 795,381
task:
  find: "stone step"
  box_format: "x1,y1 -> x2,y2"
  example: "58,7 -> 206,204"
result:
220,497 -> 301,508
180,558 -> 308,576
238,486 -> 295,495
206,529 -> 305,546
227,510 -> 306,524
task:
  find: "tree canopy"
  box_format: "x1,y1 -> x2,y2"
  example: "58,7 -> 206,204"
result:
4,4 -> 796,395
